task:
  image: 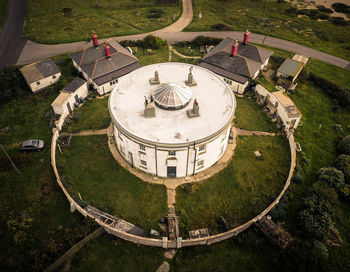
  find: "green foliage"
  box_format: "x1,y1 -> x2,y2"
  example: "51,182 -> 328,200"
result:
337,135 -> 350,155
317,5 -> 333,13
299,193 -> 335,239
317,167 -> 345,190
269,194 -> 289,220
332,3 -> 350,14
330,16 -> 350,26
334,154 -> 350,183
211,23 -> 232,31
120,35 -> 167,49
7,214 -> 34,244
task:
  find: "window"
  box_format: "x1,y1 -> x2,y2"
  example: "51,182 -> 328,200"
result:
139,144 -> 146,151
198,145 -> 205,152
110,79 -> 118,86
168,150 -> 176,156
36,81 -> 40,85
224,78 -> 232,85
141,160 -> 147,166
197,160 -> 204,168
52,75 -> 56,79
219,145 -> 224,156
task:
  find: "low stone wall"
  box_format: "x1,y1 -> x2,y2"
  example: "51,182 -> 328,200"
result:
51,115 -> 296,248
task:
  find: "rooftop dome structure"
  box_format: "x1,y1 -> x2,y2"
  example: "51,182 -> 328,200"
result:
153,83 -> 192,110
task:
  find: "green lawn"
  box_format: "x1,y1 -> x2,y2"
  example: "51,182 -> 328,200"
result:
0,0 -> 8,30
66,234 -> 165,272
234,96 -> 277,132
173,44 -> 203,57
57,135 -> 167,230
66,97 -> 110,133
24,0 -> 181,44
176,135 -> 290,234
134,46 -> 170,66
186,0 -> 350,60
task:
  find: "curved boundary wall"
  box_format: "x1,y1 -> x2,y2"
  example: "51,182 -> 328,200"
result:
51,114 -> 296,248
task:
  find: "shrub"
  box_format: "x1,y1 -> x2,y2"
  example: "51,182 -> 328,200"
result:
298,9 -> 321,20
317,5 -> 333,13
330,17 -> 350,26
318,13 -> 329,20
317,167 -> 345,190
337,135 -> 350,155
120,35 -> 167,49
211,23 -> 232,31
284,7 -> 298,15
332,3 -> 350,14
334,154 -> 350,183
190,36 -> 223,47
298,193 -> 335,239
147,8 -> 164,19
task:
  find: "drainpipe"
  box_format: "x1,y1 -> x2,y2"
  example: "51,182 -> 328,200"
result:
155,146 -> 158,176
192,142 -> 197,175
186,146 -> 189,176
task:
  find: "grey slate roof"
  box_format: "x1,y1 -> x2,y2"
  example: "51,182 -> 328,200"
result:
201,37 -> 273,83
277,59 -> 303,77
69,39 -> 140,86
94,62 -> 141,86
62,77 -> 86,93
20,58 -> 61,84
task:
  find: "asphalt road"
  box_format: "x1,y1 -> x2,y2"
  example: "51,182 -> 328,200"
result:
0,0 -> 27,71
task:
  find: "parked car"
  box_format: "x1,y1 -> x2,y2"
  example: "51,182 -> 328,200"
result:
20,139 -> 45,153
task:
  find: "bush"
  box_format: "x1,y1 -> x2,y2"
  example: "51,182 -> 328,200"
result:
211,23 -> 232,31
317,5 -> 333,13
309,72 -> 350,106
330,16 -> 350,26
299,193 -> 335,239
332,3 -> 350,14
147,8 -> 164,19
334,154 -> 350,183
318,13 -> 329,20
120,35 -> 167,49
284,7 -> 298,15
190,36 -> 223,47
337,135 -> 350,155
298,9 -> 321,20
317,167 -> 345,190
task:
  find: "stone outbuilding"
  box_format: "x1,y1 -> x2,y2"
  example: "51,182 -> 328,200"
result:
69,36 -> 141,96
276,58 -> 304,83
199,32 -> 273,94
20,59 -> 61,93
51,77 -> 88,115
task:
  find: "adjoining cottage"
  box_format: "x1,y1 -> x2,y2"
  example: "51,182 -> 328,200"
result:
51,77 -> 88,115
20,58 -> 61,93
69,32 -> 141,96
199,31 -> 273,94
255,84 -> 302,131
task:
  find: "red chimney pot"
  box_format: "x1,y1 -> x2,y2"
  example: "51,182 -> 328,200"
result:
243,30 -> 251,45
91,31 -> 98,47
104,42 -> 111,59
231,40 -> 239,56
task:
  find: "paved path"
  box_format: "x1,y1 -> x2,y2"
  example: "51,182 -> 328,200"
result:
0,0 -> 27,70
61,128 -> 107,137
235,128 -> 276,136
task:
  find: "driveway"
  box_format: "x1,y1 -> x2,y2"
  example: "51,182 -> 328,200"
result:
0,0 -> 27,71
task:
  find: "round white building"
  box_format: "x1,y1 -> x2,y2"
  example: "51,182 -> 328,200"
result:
109,63 -> 236,178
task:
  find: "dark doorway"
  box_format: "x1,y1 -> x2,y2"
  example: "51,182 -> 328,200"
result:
167,166 -> 176,177
74,94 -> 79,103
67,102 -> 72,114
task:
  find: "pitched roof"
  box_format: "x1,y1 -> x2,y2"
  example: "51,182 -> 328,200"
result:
20,58 -> 60,83
69,40 -> 139,85
201,37 -> 273,82
272,91 -> 302,118
62,77 -> 86,93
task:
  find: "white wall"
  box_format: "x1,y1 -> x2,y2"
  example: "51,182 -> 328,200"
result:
113,124 -> 231,178
223,77 -> 248,94
52,83 -> 89,115
255,84 -> 301,131
29,72 -> 61,93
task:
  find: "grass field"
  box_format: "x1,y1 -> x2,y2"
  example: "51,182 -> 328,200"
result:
176,135 -> 290,234
57,135 -> 167,230
66,97 -> 110,133
0,0 -> 8,30
234,96 -> 277,132
134,46 -> 170,66
24,0 -> 181,44
187,0 -> 350,60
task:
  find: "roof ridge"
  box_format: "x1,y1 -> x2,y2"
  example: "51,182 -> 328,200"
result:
255,46 -> 263,63
91,60 -> 98,78
79,48 -> 87,66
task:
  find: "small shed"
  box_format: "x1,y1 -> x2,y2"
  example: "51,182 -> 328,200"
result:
276,59 -> 304,83
51,78 -> 88,115
20,59 -> 61,93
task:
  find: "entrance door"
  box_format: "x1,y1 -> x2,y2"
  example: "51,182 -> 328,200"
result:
290,119 -> 296,129
67,102 -> 72,114
167,166 -> 176,178
74,94 -> 79,103
128,152 -> 134,167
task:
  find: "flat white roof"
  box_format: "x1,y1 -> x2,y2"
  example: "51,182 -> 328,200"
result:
109,63 -> 236,145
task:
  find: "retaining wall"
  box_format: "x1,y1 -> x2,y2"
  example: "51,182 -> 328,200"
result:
51,118 -> 296,248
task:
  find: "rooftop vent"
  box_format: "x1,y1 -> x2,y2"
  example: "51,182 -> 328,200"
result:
185,66 -> 197,86
153,83 -> 192,110
149,70 -> 160,85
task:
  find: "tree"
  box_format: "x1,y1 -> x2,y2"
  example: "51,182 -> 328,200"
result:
334,154 -> 350,184
317,167 -> 345,190
298,193 -> 335,239
337,135 -> 350,155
